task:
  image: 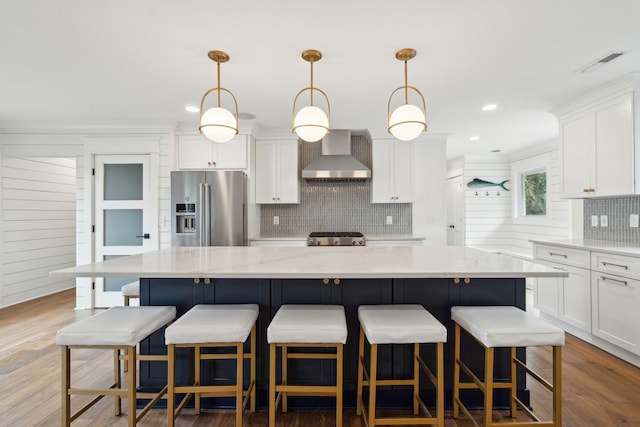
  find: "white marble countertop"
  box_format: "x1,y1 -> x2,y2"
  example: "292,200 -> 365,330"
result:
249,234 -> 426,242
530,239 -> 640,257
51,246 -> 566,279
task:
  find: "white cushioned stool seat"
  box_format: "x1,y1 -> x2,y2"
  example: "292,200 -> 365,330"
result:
165,304 -> 259,344
267,304 -> 347,344
121,282 -> 140,297
451,306 -> 565,348
56,306 -> 176,347
358,304 -> 447,344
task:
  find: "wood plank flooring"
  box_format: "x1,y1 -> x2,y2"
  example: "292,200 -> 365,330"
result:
2,289 -> 640,426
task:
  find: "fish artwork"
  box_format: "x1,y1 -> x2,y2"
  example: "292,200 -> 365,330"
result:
466,178 -> 510,191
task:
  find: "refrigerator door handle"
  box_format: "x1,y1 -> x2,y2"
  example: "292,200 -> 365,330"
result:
204,183 -> 211,246
198,183 -> 205,246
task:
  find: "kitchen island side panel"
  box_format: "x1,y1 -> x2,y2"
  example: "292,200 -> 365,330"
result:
139,277 -> 528,410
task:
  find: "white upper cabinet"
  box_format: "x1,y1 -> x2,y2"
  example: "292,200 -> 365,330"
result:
177,134 -> 248,170
255,139 -> 299,204
371,139 -> 414,203
553,74 -> 639,198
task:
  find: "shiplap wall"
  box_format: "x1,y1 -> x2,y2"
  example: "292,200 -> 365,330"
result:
1,157 -> 77,307
463,160 -> 513,248
460,146 -> 569,255
0,128 -> 174,309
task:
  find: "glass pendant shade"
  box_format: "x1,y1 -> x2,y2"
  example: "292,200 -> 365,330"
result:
293,105 -> 329,142
389,104 -> 426,141
201,106 -> 237,143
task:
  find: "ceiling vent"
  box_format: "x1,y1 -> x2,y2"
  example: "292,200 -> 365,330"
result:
577,51 -> 625,73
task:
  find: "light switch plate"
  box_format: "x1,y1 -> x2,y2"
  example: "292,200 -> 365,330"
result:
631,214 -> 639,228
273,215 -> 279,225
591,215 -> 599,227
600,215 -> 608,227
386,216 -> 393,225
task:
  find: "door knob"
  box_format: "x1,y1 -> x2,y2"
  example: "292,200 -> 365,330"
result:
136,233 -> 150,239
448,225 -> 455,229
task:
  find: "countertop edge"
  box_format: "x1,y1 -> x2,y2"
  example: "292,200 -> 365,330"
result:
530,239 -> 640,257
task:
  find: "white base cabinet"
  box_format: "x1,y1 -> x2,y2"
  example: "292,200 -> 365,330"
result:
533,241 -> 640,359
591,274 -> 640,354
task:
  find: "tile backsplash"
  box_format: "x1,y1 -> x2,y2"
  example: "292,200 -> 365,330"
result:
260,135 -> 412,236
583,196 -> 640,243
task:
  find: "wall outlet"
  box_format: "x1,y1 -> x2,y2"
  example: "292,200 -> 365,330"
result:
273,215 -> 279,225
600,215 -> 608,227
631,214 -> 639,228
386,216 -> 393,225
591,215 -> 599,227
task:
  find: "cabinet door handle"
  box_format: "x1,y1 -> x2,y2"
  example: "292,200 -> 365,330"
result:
463,278 -> 471,284
602,262 -> 628,270
548,252 -> 568,258
333,278 -> 341,285
323,278 -> 330,285
453,278 -> 460,284
601,276 -> 628,286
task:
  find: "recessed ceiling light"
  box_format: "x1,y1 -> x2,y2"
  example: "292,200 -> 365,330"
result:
482,104 -> 497,111
185,105 -> 200,113
469,136 -> 480,141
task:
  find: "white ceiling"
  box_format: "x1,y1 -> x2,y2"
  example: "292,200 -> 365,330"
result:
2,0 -> 640,159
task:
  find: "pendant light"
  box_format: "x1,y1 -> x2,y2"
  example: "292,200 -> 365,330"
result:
199,50 -> 239,143
387,48 -> 427,141
292,49 -> 331,142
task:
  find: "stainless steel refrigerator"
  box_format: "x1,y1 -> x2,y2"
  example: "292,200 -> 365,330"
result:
171,171 -> 247,246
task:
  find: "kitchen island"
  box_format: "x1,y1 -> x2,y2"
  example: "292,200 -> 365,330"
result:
52,246 -> 566,410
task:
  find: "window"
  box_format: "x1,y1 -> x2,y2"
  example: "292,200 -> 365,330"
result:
522,170 -> 546,216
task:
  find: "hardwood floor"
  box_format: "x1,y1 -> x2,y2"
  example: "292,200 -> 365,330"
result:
2,289 -> 640,426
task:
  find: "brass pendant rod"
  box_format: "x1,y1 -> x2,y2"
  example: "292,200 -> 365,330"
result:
404,59 -> 409,105
217,60 -> 221,107
310,60 -> 314,106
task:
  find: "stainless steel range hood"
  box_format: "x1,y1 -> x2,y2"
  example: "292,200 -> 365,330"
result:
301,130 -> 371,180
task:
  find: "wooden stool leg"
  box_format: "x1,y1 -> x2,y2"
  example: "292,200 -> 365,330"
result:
484,347 -> 495,427
356,326 -> 365,416
553,346 -> 563,426
510,346 -> 517,418
282,344 -> 288,413
61,346 -> 71,427
453,323 -> 461,418
413,342 -> 420,415
195,345 -> 201,415
336,343 -> 343,427
437,341 -> 444,427
114,349 -> 122,416
250,324 -> 257,413
168,344 -> 176,427
269,343 -> 276,427
368,343 -> 378,427
236,342 -> 244,427
128,347 -> 136,427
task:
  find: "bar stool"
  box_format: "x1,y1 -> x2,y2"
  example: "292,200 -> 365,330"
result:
122,282 -> 140,306
357,304 -> 447,427
452,306 -> 565,427
267,304 -> 348,427
57,305 -> 176,427
164,304 -> 258,427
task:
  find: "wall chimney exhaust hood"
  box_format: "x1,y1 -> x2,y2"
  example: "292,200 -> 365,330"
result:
301,130 -> 371,180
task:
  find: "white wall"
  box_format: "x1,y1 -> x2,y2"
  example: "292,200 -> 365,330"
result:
0,126 -> 174,308
1,157 -> 77,307
451,142 -> 571,255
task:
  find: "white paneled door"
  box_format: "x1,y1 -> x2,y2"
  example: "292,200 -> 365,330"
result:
94,155 -> 157,307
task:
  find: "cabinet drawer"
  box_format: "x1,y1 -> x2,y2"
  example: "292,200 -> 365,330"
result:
591,251 -> 640,280
533,244 -> 590,268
